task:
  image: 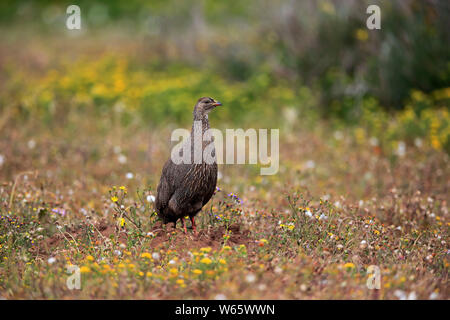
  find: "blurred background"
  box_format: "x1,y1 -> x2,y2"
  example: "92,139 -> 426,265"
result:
0,0 -> 449,184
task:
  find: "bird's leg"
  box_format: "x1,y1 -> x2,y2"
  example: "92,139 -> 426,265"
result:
180,217 -> 187,234
190,216 -> 197,235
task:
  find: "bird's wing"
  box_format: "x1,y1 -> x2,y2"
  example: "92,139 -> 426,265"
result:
155,160 -> 176,214
202,163 -> 218,206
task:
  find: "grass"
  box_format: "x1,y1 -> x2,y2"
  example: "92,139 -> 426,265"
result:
0,32 -> 448,300
0,115 -> 448,299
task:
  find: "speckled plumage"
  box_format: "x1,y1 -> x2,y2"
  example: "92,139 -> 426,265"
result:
155,97 -> 221,232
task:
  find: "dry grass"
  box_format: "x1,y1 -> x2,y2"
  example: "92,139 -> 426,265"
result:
0,116 -> 448,299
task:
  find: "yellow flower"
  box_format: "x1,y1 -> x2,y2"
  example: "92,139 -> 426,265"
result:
141,252 -> 151,259
219,259 -> 227,265
169,268 -> 178,275
176,279 -> 185,285
192,269 -> 203,275
80,266 -> 91,273
222,246 -> 231,251
111,196 -> 118,202
200,257 -> 212,265
146,272 -> 153,277
373,230 -> 380,235
138,271 -> 144,277
343,262 -> 355,269
86,255 -> 94,262
355,29 -> 369,41
200,247 -> 212,253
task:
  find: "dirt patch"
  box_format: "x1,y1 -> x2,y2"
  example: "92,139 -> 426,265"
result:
146,222 -> 252,252
34,220 -> 253,257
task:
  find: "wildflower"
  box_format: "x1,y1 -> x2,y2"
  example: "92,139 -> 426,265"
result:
146,195 -> 155,203
138,271 -> 144,277
355,28 -> 369,41
141,252 -> 151,259
192,269 -> 202,275
305,210 -> 313,218
200,247 -> 212,253
245,273 -> 256,283
200,257 -> 212,265
219,259 -> 227,265
258,239 -> 268,247
152,252 -> 160,261
125,172 -> 134,179
80,266 -> 91,273
305,160 -> 315,169
343,262 -> 355,269
176,279 -> 185,286
48,257 -> 56,264
222,246 -> 231,251
146,272 -> 153,277
169,259 -> 176,265
118,217 -> 125,227
429,292 -> 439,300
86,255 -> 94,262
117,154 -> 127,164
373,230 -> 380,235
360,240 -> 367,249
169,268 -> 178,275
111,196 -> 118,202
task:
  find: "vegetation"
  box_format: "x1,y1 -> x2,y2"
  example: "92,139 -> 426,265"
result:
0,0 -> 448,299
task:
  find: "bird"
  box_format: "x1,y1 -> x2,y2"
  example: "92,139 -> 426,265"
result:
155,97 -> 222,234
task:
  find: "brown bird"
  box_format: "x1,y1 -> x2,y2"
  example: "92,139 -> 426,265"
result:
155,97 -> 222,233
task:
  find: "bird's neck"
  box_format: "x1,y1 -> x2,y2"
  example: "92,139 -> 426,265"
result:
190,114 -> 214,156
191,113 -> 210,134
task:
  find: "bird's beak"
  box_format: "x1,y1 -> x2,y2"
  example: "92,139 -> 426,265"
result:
213,101 -> 222,107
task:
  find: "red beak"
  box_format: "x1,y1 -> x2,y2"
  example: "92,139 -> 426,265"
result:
213,101 -> 222,106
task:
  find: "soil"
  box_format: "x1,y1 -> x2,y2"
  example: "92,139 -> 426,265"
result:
34,220 -> 253,257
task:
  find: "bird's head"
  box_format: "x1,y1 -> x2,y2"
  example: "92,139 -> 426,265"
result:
193,97 -> 222,118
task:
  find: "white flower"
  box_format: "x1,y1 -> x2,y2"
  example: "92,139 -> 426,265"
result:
429,292 -> 439,300
305,160 -> 315,169
407,292 -> 417,300
274,266 -> 282,274
28,140 -> 36,149
119,243 -> 126,249
146,232 -> 155,238
114,250 -> 122,256
394,290 -> 407,300
334,131 -> 343,140
305,210 -> 313,218
168,259 -> 176,265
125,172 -> 134,179
396,141 -> 406,157
48,257 -> 56,264
152,252 -> 160,261
214,294 -> 227,300
146,195 -> 156,203
257,284 -> 267,291
319,213 -> 328,220
118,154 -> 127,164
414,138 -> 423,148
245,273 -> 256,283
